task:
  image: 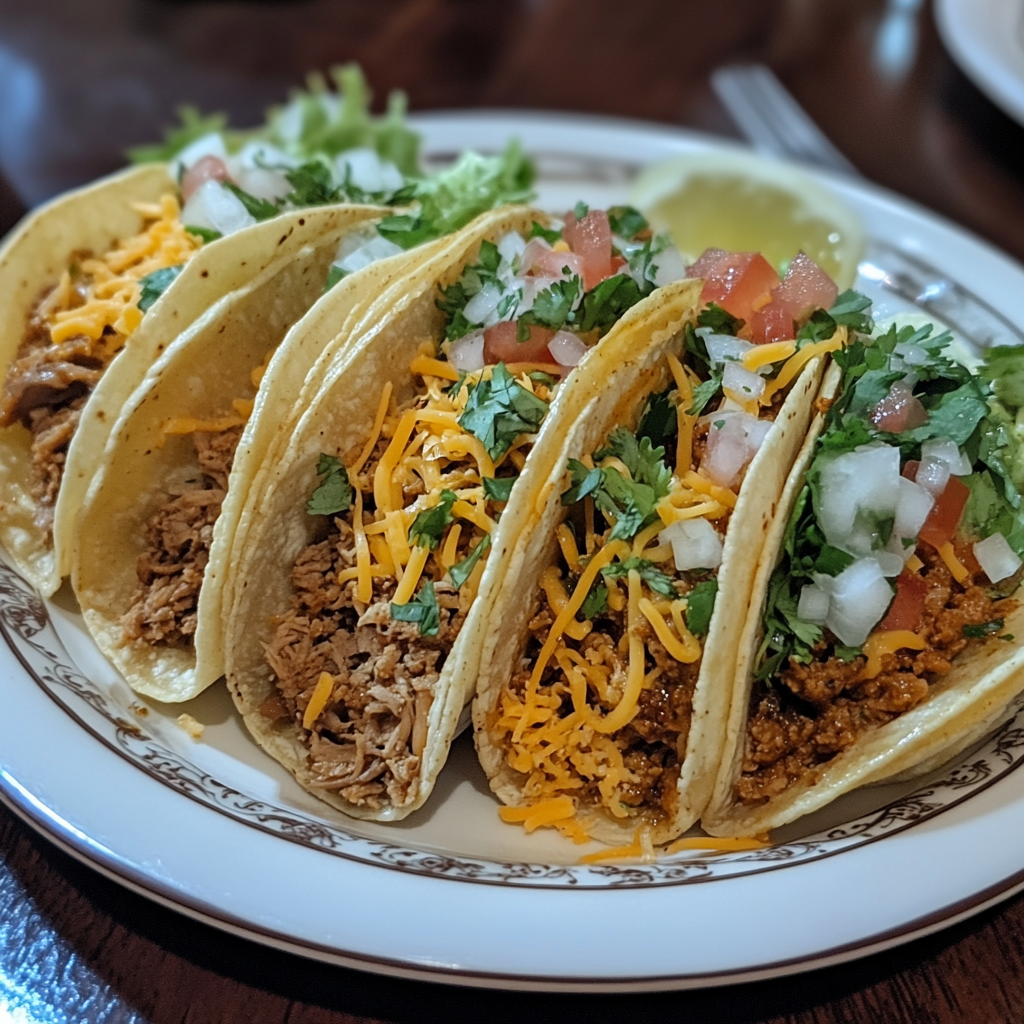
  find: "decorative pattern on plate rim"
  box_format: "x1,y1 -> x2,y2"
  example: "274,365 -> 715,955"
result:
2,559 -> 1024,889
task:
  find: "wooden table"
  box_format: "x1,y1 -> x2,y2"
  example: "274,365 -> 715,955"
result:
3,0 -> 1024,1019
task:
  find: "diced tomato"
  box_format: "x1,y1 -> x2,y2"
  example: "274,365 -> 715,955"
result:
878,570 -> 929,632
686,247 -> 728,279
483,321 -> 557,365
918,475 -> 970,549
698,252 -> 781,323
610,254 -> 627,276
772,252 -> 838,321
902,460 -> 920,481
182,155 -> 231,202
563,209 -> 614,290
531,248 -> 585,281
748,300 -> 794,345
870,381 -> 929,433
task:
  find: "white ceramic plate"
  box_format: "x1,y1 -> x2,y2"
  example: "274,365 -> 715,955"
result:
4,112 -> 1024,993
936,0 -> 1024,125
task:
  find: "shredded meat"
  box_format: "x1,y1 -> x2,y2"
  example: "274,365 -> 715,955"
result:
264,519 -> 469,810
738,549 -> 1014,803
509,602 -> 698,823
1,277 -> 106,536
121,427 -> 242,648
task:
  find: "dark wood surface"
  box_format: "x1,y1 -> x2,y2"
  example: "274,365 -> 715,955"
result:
3,0 -> 1024,1019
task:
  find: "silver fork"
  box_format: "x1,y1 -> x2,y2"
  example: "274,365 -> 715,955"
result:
711,62 -> 1024,348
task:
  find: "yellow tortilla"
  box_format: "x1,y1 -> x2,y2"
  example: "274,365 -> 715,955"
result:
702,363 -> 1024,837
470,289 -> 826,845
72,206 -> 435,702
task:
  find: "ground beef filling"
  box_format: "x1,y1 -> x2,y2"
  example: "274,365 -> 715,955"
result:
738,549 -> 1012,804
508,603 -> 698,822
262,520 -> 470,810
121,427 -> 242,648
0,274 -> 106,537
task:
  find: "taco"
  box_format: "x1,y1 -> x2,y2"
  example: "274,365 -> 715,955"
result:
70,204 -> 454,702
0,67 -> 530,599
219,202 -> 703,819
470,255 -> 853,847
703,315 -> 1024,837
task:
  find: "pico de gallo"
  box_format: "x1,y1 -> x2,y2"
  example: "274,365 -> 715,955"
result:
741,318 -> 1024,805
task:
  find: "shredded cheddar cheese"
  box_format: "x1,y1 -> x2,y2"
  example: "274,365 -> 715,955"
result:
302,671 -> 336,730
47,194 -> 200,353
760,326 -> 847,406
938,541 -> 971,584
861,630 -> 927,679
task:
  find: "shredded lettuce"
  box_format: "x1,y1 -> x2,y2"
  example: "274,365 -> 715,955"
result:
128,107 -> 230,165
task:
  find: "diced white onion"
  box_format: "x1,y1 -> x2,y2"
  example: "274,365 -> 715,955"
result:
336,234 -> 404,274
334,225 -> 379,262
463,283 -> 504,325
171,132 -> 228,179
705,334 -> 754,367
915,457 -> 951,497
824,558 -> 895,647
874,550 -> 906,577
234,166 -> 291,202
334,148 -> 404,194
816,443 -> 901,552
894,340 -> 930,366
798,584 -> 831,625
653,245 -> 688,287
497,231 -> 527,266
548,331 -> 588,367
448,330 -> 486,372
517,275 -> 560,314
704,414 -> 769,488
893,476 -> 935,543
179,180 -> 256,237
660,518 -> 723,571
722,361 -> 766,401
231,140 -> 297,171
921,438 -> 972,477
974,533 -> 1023,584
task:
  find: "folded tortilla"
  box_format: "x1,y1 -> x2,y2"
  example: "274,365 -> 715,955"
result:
702,362 -> 1024,838
0,162 -> 388,598
470,289 -> 827,846
221,205 -> 709,820
72,206 -> 438,702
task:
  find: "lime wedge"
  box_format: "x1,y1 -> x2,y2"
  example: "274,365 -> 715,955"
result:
629,150 -> 865,289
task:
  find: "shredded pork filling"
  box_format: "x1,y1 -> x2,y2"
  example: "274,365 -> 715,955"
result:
121,426 -> 242,648
262,517 -> 470,810
738,547 -> 1012,803
0,275 -> 105,537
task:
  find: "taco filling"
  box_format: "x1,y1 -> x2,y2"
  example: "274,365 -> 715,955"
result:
256,207 -> 689,809
489,262 -> 853,841
740,321 -> 1024,804
0,196 -> 205,535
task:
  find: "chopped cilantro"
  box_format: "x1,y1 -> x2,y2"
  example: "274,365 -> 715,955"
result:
562,460 -> 603,505
577,274 -> 646,335
601,557 -> 678,597
530,221 -> 561,245
137,266 -> 184,313
636,389 -> 677,454
963,619 -> 1005,638
528,370 -> 557,387
324,264 -> 347,293
436,241 -> 506,340
607,206 -> 648,239
449,533 -> 491,589
408,490 -> 457,549
284,161 -> 341,205
687,373 -> 723,417
518,275 -> 583,336
833,645 -> 863,662
391,580 -> 440,636
573,201 -> 590,220
306,454 -> 353,516
224,183 -> 279,221
579,582 -> 608,620
458,364 -> 549,460
483,476 -> 517,502
376,213 -> 436,250
686,579 -> 719,637
697,304 -> 743,336
184,225 -> 221,245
